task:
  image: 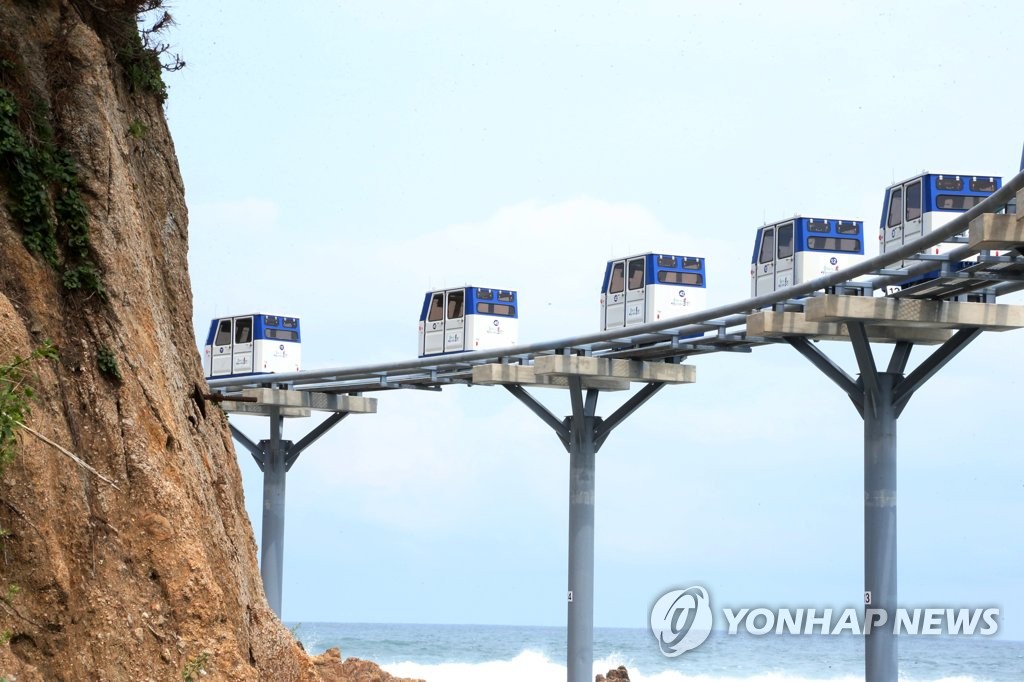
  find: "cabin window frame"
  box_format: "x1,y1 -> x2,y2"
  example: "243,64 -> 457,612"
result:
777,223 -> 794,259
427,293 -> 444,322
627,258 -> 645,291
446,290 -> 465,320
887,188 -> 904,228
905,181 -> 922,221
657,271 -> 703,286
608,262 -> 625,294
758,228 -> 775,264
234,317 -> 253,344
476,302 -> 515,316
807,236 -> 861,252
214,320 -> 232,346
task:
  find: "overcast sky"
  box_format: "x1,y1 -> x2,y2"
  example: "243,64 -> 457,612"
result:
164,1 -> 1024,640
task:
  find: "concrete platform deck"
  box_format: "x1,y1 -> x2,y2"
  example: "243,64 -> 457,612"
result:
222,388 -> 377,417
746,310 -> 953,344
804,294 -> 1024,332
472,363 -> 631,390
968,213 -> 1024,252
533,355 -> 696,384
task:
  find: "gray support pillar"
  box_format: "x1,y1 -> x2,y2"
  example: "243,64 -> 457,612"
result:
864,373 -> 898,682
788,321 -> 986,682
502,375 -> 670,682
226,393 -> 369,619
261,407 -> 287,617
566,413 -> 597,682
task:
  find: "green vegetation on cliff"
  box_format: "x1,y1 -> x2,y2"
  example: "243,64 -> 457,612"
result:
0,76 -> 104,298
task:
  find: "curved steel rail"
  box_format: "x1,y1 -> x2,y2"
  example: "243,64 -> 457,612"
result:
207,168 -> 1024,393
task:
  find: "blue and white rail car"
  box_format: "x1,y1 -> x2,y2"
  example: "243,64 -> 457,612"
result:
751,217 -> 865,296
203,314 -> 301,379
600,253 -> 706,330
418,287 -> 518,357
880,173 -> 1002,266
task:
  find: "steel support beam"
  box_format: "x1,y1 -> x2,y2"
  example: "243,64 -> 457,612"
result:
864,373 -> 898,682
228,407 -> 361,618
504,379 -> 668,682
886,341 -> 913,375
788,323 -> 984,681
261,406 -> 287,617
784,336 -> 864,415
229,423 -> 264,468
565,377 -> 598,682
893,328 -> 981,416
286,412 -> 348,471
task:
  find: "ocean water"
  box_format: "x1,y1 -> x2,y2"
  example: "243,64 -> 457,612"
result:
288,622 -> 1024,681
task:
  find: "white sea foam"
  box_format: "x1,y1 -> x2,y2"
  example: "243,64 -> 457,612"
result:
381,649 -> 982,682
382,649 -> 564,681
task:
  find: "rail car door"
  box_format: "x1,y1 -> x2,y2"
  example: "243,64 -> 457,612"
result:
443,289 -> 466,353
755,227 -> 776,295
209,318 -> 234,376
624,256 -> 646,326
231,315 -> 254,374
604,260 -> 626,329
422,292 -> 445,355
882,185 -> 905,256
902,179 -> 924,249
774,222 -> 794,289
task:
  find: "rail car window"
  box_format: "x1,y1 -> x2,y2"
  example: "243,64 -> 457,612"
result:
477,288 -> 494,300
264,315 -> 280,326
476,303 -> 515,316
447,291 -> 464,319
657,255 -> 677,268
608,262 -> 625,294
777,223 -> 793,259
936,194 -> 985,210
906,181 -> 922,221
936,176 -> 963,191
234,317 -> 253,344
214,320 -> 232,346
266,329 -> 299,341
497,291 -> 514,302
627,258 -> 645,290
837,222 -> 860,235
283,318 -> 298,328
758,229 -> 775,264
807,220 -> 829,233
887,189 -> 903,228
808,237 -> 860,252
658,271 -> 703,285
970,178 -> 997,192
427,293 -> 444,322
681,258 -> 702,270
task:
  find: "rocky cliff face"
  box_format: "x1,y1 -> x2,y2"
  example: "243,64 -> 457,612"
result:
0,2 -> 413,680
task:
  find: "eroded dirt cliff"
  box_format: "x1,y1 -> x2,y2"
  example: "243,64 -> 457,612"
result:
0,2 -> 414,680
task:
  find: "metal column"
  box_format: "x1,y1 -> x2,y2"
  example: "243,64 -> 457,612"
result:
864,372 -> 897,681
566,378 -> 598,682
786,325 -> 981,682
229,404 -> 354,618
505,377 -> 663,682
261,406 -> 287,616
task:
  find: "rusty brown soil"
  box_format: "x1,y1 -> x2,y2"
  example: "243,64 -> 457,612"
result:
0,2 -> 420,680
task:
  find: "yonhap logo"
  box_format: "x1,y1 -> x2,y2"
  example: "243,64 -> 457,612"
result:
650,586 -> 713,656
649,585 -> 999,658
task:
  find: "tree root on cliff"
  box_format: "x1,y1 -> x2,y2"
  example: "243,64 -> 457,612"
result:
16,421 -> 120,489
